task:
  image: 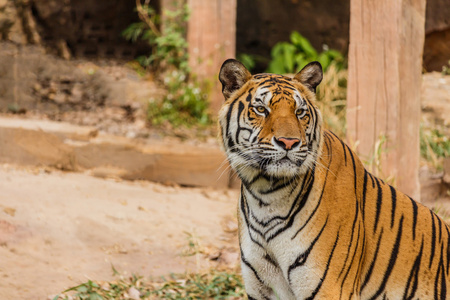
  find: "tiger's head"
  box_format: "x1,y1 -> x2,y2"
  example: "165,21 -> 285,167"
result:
218,59 -> 323,181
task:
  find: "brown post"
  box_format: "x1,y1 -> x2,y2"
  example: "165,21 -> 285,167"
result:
347,0 -> 426,200
186,0 -> 237,112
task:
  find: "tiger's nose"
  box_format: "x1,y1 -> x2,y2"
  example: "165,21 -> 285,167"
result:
274,137 -> 300,150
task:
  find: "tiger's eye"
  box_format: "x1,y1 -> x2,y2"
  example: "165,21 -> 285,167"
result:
255,106 -> 267,114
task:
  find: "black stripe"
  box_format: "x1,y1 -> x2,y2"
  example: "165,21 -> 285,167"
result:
290,180 -> 323,240
403,237 -> 424,300
266,170 -> 315,242
225,99 -> 238,150
246,173 -> 262,186
249,173 -> 312,228
241,250 -> 264,285
240,192 -> 265,250
242,182 -> 270,207
430,211 -> 437,269
338,201 -> 360,279
339,222 -> 362,299
263,253 -> 278,268
389,185 -> 397,229
437,215 -> 443,243
369,173 -> 375,188
361,229 -> 384,291
410,197 -> 418,241
329,131 -> 347,165
362,170 -> 368,220
445,225 -> 450,275
346,146 -> 358,192
259,179 -> 291,195
350,230 -> 366,300
287,216 -> 329,283
441,249 -> 447,300
304,231 -> 340,300
235,101 -> 247,142
435,242 -> 446,300
368,215 -> 404,300
373,178 -> 383,235
291,137 -> 332,240
245,89 -> 253,102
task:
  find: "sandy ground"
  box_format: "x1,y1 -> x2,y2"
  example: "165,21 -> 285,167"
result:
0,165 -> 449,300
0,165 -> 239,300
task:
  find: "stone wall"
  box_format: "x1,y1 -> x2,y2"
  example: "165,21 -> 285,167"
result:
0,43 -> 109,113
0,0 -> 151,59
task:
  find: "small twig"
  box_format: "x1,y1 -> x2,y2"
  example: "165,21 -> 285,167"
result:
136,0 -> 160,36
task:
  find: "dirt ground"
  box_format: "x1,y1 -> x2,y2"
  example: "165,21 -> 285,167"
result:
0,165 -> 240,300
1,164 -> 449,300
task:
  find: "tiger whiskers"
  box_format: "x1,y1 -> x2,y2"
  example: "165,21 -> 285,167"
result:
308,150 -> 336,178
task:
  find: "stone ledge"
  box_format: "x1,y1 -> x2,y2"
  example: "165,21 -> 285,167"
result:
0,117 -> 234,188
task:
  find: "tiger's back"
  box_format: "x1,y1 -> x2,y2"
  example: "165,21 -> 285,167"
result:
312,130 -> 448,299
218,59 -> 450,299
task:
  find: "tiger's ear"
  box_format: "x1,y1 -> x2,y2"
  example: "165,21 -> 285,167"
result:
294,61 -> 323,93
219,59 -> 252,100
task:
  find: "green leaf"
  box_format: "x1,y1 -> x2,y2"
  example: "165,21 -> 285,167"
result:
293,53 -> 307,72
77,285 -> 88,293
282,44 -> 296,73
237,53 -> 256,71
290,31 -> 317,58
317,52 -> 331,70
268,55 -> 286,74
290,31 -> 304,46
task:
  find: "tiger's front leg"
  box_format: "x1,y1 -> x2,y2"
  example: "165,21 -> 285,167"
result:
240,248 -> 297,300
239,222 -> 296,300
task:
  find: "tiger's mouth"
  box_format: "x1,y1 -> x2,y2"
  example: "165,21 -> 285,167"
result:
257,152 -> 307,178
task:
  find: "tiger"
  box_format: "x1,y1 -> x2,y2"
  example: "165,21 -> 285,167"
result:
218,58 -> 450,299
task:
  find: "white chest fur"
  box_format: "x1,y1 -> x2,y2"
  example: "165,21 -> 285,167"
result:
238,175 -> 327,299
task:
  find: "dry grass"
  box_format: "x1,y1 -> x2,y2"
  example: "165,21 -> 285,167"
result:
55,268 -> 245,300
315,62 -> 348,138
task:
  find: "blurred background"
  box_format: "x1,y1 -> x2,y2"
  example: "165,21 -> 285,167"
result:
0,0 -> 449,299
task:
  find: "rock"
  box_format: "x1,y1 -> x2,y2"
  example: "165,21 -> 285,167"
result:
0,117 -> 98,141
53,92 -> 66,104
127,287 -> 140,300
0,116 -> 233,188
0,126 -> 76,170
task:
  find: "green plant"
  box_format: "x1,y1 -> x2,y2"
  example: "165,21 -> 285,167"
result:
360,134 -> 396,186
123,1 -> 189,73
420,124 -> 450,169
442,60 -> 450,75
267,31 -> 345,74
237,53 -> 256,72
55,269 -> 245,300
147,70 -> 211,127
123,0 -> 211,128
